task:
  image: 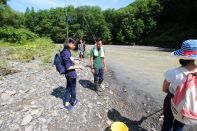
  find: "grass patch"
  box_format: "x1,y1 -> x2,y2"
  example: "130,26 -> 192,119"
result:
0,58 -> 18,76
0,38 -> 55,62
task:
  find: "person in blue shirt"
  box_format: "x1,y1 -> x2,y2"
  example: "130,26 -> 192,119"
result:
61,38 -> 84,110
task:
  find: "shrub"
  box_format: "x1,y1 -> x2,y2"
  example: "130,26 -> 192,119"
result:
0,26 -> 38,43
0,38 -> 55,62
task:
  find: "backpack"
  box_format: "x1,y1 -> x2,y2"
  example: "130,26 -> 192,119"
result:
54,51 -> 66,75
171,69 -> 197,125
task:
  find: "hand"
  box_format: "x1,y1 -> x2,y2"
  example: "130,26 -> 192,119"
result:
91,68 -> 95,74
78,65 -> 84,70
74,60 -> 80,64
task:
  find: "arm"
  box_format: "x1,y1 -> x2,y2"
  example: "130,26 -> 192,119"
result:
62,51 -> 83,70
103,57 -> 107,72
162,79 -> 170,93
90,56 -> 95,74
90,57 -> 94,69
68,65 -> 83,70
90,49 -> 94,74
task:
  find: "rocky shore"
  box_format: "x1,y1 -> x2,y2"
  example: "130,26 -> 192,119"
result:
0,59 -> 162,131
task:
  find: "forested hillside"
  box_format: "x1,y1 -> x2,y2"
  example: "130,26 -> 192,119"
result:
1,0 -> 197,48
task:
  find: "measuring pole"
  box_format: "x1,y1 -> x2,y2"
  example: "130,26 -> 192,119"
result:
83,16 -> 96,43
65,0 -> 68,40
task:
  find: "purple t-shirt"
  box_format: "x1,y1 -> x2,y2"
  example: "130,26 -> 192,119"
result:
61,48 -> 77,78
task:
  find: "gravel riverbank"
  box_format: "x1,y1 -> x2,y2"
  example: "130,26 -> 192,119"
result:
0,59 -> 162,131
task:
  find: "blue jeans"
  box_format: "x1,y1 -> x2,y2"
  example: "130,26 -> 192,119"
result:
162,94 -> 185,131
65,77 -> 76,103
94,68 -> 104,84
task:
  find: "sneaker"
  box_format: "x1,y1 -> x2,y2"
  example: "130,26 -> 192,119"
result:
64,105 -> 72,111
64,102 -> 72,111
71,99 -> 79,106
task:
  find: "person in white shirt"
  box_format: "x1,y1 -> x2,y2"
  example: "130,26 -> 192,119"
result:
162,40 -> 197,131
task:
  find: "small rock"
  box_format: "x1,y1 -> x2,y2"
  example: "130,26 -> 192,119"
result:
82,112 -> 87,123
146,110 -> 150,113
21,115 -> 32,126
5,90 -> 16,96
24,89 -> 30,93
51,110 -> 58,117
31,109 -> 39,116
106,120 -> 112,125
45,84 -> 51,88
7,97 -> 14,104
109,90 -> 113,95
30,105 -> 38,109
143,103 -> 147,106
23,94 -> 30,99
25,125 -> 34,131
38,118 -> 47,124
151,127 -> 156,131
0,119 -> 3,126
22,106 -> 30,112
159,115 -> 164,118
159,118 -> 163,122
19,90 -> 24,94
35,108 -> 43,117
123,88 -> 127,92
97,102 -> 103,105
87,103 -> 93,109
0,81 -> 3,85
94,96 -> 97,100
105,82 -> 109,88
0,89 -> 3,94
1,102 -> 7,106
47,118 -> 52,124
101,84 -> 105,89
96,113 -> 102,119
12,124 -> 21,131
30,89 -> 35,93
1,93 -> 11,101
159,115 -> 164,121
104,97 -> 109,100
30,101 -> 35,105
42,124 -> 48,131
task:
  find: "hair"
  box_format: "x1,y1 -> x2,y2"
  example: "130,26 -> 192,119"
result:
80,38 -> 84,42
179,59 -> 194,66
64,37 -> 76,48
96,38 -> 102,43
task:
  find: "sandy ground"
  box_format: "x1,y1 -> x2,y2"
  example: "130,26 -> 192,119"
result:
87,45 -> 197,130
87,45 -> 179,103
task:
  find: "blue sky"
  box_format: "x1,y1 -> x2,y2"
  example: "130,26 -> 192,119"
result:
8,0 -> 134,12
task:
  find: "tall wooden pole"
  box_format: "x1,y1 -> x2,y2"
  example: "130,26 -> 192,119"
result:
65,0 -> 68,40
